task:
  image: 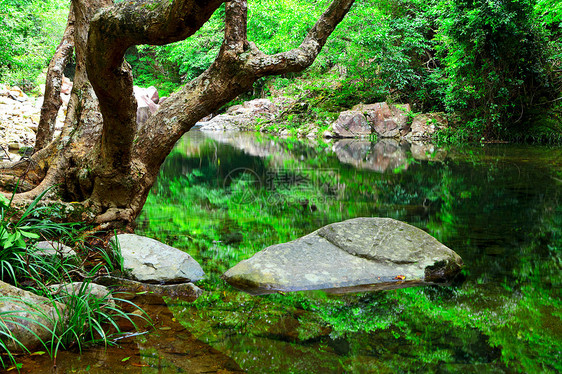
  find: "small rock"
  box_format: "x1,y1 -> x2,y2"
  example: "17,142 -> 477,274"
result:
323,130 -> 335,138
134,86 -> 160,127
111,234 -> 205,284
34,241 -> 77,259
7,86 -> 28,102
404,113 -> 447,141
226,104 -> 244,114
0,280 -> 66,352
94,276 -> 203,304
146,86 -> 159,104
48,282 -> 115,308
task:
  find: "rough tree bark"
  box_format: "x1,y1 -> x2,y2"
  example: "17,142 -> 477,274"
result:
34,5 -> 75,151
0,0 -> 355,228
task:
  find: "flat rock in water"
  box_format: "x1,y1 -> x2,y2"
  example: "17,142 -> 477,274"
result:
222,217 -> 463,295
94,276 -> 203,304
111,234 -> 205,284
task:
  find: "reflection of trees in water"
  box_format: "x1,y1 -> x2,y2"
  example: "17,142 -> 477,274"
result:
140,133 -> 562,373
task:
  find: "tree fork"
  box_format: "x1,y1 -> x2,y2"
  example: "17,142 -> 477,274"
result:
2,0 -> 356,226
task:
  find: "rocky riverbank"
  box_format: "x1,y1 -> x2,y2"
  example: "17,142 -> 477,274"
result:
0,83 -> 68,162
1,81 -> 444,166
198,97 -> 448,141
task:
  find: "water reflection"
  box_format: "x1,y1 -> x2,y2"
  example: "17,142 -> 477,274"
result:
16,301 -> 243,373
136,131 -> 562,374
333,139 -> 409,172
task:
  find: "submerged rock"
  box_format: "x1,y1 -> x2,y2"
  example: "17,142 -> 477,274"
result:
111,234 -> 205,284
94,276 -> 203,304
222,217 -> 463,295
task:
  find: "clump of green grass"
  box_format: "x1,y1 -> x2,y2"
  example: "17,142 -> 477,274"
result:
0,188 -> 150,370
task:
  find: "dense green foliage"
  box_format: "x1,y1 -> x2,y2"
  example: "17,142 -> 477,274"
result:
438,0 -> 555,139
0,0 -> 69,89
139,133 -> 562,373
1,0 -> 560,140
124,0 -> 561,141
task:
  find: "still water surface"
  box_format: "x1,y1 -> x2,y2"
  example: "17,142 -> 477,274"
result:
20,130 -> 562,373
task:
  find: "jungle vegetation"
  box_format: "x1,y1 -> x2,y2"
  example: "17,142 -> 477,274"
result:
1,0 -> 561,143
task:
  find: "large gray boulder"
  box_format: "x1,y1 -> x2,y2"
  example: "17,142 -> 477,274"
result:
222,218 -> 463,295
0,281 -> 66,352
111,234 -> 205,284
330,111 -> 372,138
330,102 -> 411,138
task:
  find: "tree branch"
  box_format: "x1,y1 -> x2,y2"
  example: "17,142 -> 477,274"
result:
35,5 -> 76,151
250,0 -> 355,76
86,0 -> 226,175
134,0 -> 356,175
224,0 -> 248,52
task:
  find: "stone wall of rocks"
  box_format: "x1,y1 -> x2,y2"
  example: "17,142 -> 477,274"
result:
325,102 -> 448,140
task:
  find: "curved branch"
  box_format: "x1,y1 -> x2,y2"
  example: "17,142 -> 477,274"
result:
35,5 -> 76,151
133,0 -> 356,174
250,0 -> 355,76
86,0 -> 226,174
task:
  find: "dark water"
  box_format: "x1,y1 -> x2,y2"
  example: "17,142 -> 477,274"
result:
19,130 -> 561,373
136,131 -> 561,373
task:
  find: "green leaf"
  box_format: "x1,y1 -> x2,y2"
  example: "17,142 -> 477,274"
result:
3,235 -> 14,248
121,357 -> 131,362
0,194 -> 9,207
20,230 -> 40,239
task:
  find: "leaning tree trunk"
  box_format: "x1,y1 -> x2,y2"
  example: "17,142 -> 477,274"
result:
0,0 -> 355,228
34,5 -> 75,151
